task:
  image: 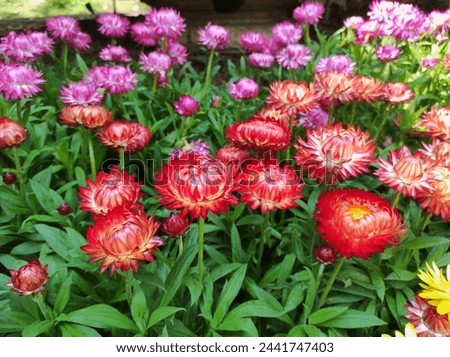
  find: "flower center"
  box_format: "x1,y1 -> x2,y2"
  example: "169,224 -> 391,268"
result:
348,204 -> 372,220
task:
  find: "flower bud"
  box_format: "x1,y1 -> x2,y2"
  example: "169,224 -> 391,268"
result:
58,203 -> 72,216
314,245 -> 337,265
7,259 -> 48,295
161,213 -> 191,238
3,172 -> 17,185
0,117 -> 27,149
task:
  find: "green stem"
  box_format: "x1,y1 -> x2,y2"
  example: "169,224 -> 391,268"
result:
150,74 -> 158,98
374,107 -> 390,142
178,236 -> 184,258
16,100 -> 23,125
420,213 -> 432,234
62,42 -> 68,78
125,269 -> 133,306
201,50 -> 215,101
87,132 -> 97,180
349,102 -> 356,126
198,217 -> 205,281
119,148 -> 125,170
304,24 -> 311,48
392,191 -> 401,209
11,146 -> 25,200
235,101 -> 244,122
256,213 -> 270,278
277,65 -> 282,80
33,293 -> 50,320
317,258 -> 345,308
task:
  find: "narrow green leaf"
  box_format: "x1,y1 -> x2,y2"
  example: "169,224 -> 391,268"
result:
309,306 -> 349,325
314,309 -> 387,328
22,320 -> 53,337
54,276 -> 72,315
59,323 -> 101,337
131,285 -> 147,326
148,306 -> 185,329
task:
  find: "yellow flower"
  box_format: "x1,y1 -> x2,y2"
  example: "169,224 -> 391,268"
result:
417,262 -> 450,318
382,323 -> 417,337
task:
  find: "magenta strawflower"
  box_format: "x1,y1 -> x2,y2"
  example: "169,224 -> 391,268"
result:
169,139 -> 210,159
276,44 -> 312,70
228,78 -> 259,100
272,21 -> 302,47
60,81 -> 104,106
298,107 -> 330,129
198,23 -> 230,51
355,20 -> 379,45
315,55 -> 355,75
375,45 -> 401,62
99,45 -> 131,63
145,7 -> 186,40
173,95 -> 199,117
421,56 -> 439,69
239,32 -> 270,53
97,13 -> 130,38
166,39 -> 188,66
248,53 -> 275,69
343,16 -> 365,29
293,1 -> 325,25
0,31 -> 53,62
139,51 -> 172,75
130,22 -> 158,47
67,31 -> 91,51
390,4 -> 426,41
86,65 -> 137,94
0,63 -> 44,100
46,16 -> 79,41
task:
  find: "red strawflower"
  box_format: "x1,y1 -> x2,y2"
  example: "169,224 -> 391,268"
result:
314,245 -> 337,265
98,121 -> 152,153
82,206 -> 163,274
375,146 -> 436,199
353,76 -> 385,103
314,188 -> 406,259
225,117 -> 291,152
294,123 -> 375,185
419,139 -> 450,168
6,259 -> 48,296
256,107 -> 291,128
414,105 -> 450,141
0,117 -> 27,149
59,105 -> 112,129
216,146 -> 251,165
235,159 -> 304,213
266,80 -> 318,117
382,82 -> 415,104
161,213 -> 191,238
78,166 -> 142,216
405,294 -> 450,337
154,154 -> 238,219
313,72 -> 358,106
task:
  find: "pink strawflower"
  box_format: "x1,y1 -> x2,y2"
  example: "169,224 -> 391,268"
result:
157,72 -> 168,87
0,63 -> 44,100
169,139 -> 210,159
60,81 -> 104,106
166,39 -> 188,66
99,45 -> 131,63
97,13 -> 130,38
375,45 -> 401,62
86,65 -> 137,94
130,22 -> 158,47
67,31 -> 91,51
272,21 -> 302,47
198,23 -> 230,51
315,55 -> 355,75
211,95 -> 220,108
276,44 -> 312,70
240,32 -> 270,53
355,20 -> 379,45
248,53 -> 275,69
145,7 -> 186,40
139,51 -> 172,75
228,78 -> 259,100
421,56 -> 440,69
46,16 -> 79,42
343,16 -> 365,29
0,31 -> 53,62
173,95 -> 199,117
293,1 -> 325,25
298,107 -> 330,129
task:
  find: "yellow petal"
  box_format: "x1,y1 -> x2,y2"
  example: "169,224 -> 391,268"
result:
436,300 -> 450,316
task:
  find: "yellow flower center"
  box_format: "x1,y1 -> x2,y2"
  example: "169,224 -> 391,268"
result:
348,205 -> 372,220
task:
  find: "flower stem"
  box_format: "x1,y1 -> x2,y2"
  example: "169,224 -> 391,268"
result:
235,101 -> 243,122
198,217 -> 205,281
11,146 -> 25,200
119,148 -> 125,170
62,42 -> 68,78
374,107 -> 390,142
125,269 -> 133,306
317,257 -> 345,308
304,24 -> 311,48
16,100 -> 23,125
256,213 -> 270,278
392,191 -> 401,209
150,74 -> 158,98
201,50 -> 215,101
87,132 -> 97,180
420,213 -> 432,234
33,293 -> 50,320
178,236 -> 184,258
349,102 -> 356,126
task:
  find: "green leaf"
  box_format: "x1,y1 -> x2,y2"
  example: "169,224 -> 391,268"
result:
260,253 -> 296,286
148,306 -> 185,329
225,300 -> 284,321
184,275 -> 203,306
309,306 -> 349,325
313,309 -> 387,329
22,320 -> 53,337
54,276 -> 72,315
399,235 -> 450,250
75,53 -> 89,74
131,285 -> 148,324
159,244 -> 197,307
61,304 -> 137,332
59,323 -> 101,337
230,224 -> 245,263
34,224 -> 69,260
217,317 -> 258,336
212,264 -> 247,327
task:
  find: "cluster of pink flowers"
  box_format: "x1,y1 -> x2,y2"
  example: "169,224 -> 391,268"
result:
0,31 -> 54,62
99,45 -> 131,63
60,81 -> 104,106
198,23 -> 230,51
85,65 -> 138,94
46,16 -> 91,51
169,139 -> 210,159
228,78 -> 259,100
0,63 -> 45,100
97,13 -> 130,38
173,95 -> 200,117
